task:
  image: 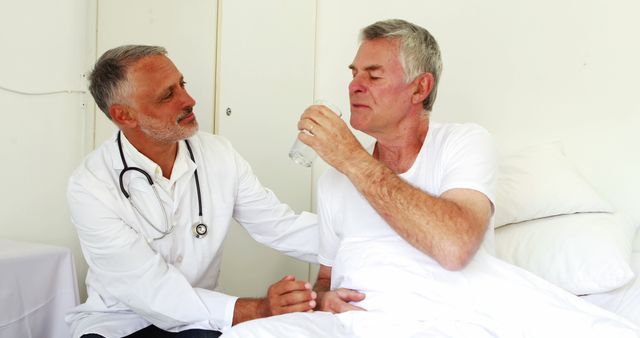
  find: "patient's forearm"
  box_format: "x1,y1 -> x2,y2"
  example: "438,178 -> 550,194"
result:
313,265 -> 332,309
313,275 -> 331,309
313,265 -> 365,312
314,277 -> 330,293
341,153 -> 490,270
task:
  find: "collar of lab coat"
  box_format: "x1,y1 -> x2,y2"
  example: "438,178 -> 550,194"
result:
110,132 -> 197,188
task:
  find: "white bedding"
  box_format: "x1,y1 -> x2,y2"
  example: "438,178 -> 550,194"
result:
221,237 -> 639,338
582,230 -> 640,326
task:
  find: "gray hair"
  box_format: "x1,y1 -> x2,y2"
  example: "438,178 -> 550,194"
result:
89,45 -> 167,119
361,19 -> 442,112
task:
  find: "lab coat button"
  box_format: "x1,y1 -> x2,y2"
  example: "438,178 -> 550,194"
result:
176,256 -> 183,263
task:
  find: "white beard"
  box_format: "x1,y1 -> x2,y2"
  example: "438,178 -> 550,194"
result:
137,113 -> 199,144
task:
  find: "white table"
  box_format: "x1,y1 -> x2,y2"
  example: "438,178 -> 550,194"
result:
0,239 -> 79,338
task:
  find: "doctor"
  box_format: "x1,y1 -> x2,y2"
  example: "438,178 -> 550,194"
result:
66,45 -> 318,338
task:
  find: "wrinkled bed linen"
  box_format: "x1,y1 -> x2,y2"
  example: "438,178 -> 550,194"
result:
222,236 -> 639,338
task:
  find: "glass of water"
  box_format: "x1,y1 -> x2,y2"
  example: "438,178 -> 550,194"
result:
289,100 -> 342,167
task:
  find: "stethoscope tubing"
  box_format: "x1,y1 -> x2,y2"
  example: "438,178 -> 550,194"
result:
116,131 -> 205,240
184,138 -> 203,220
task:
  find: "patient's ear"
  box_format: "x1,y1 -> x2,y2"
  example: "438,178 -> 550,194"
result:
411,72 -> 434,105
109,104 -> 136,128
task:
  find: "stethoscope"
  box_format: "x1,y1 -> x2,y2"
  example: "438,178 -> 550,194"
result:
117,131 -> 208,240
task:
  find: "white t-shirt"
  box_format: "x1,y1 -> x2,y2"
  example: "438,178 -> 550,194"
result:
317,122 -> 496,268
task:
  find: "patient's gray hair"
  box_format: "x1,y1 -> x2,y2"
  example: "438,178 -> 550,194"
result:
361,19 -> 442,112
89,45 -> 167,119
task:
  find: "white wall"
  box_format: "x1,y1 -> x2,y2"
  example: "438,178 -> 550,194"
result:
93,0 -> 218,144
215,0 -> 317,297
313,0 -> 640,222
0,0 -> 94,297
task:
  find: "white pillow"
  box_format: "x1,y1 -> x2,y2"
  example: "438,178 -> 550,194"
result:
494,142 -> 613,228
495,212 -> 637,295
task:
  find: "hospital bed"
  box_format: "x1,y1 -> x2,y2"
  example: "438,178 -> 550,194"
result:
492,141 -> 640,327
221,140 -> 640,337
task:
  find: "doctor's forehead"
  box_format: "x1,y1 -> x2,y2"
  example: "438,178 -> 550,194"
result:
128,56 -> 182,89
128,56 -> 179,80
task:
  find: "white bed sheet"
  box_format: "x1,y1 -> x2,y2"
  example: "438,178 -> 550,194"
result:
0,239 -> 79,338
582,228 -> 640,326
221,237 -> 639,338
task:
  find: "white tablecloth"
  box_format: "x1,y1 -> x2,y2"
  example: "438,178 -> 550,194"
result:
0,239 -> 79,338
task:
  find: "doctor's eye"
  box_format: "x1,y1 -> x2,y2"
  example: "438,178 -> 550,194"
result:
162,90 -> 174,101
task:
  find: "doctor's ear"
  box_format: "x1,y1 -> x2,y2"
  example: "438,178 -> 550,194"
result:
411,72 -> 435,105
109,104 -> 136,128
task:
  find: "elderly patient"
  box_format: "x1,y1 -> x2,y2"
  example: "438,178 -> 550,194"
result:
221,19 -> 639,338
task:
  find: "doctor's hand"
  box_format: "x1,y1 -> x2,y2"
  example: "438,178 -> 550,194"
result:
233,275 -> 317,325
263,275 -> 317,316
316,288 -> 366,314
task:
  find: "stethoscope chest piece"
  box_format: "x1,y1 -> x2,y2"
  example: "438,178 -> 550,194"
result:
192,223 -> 208,239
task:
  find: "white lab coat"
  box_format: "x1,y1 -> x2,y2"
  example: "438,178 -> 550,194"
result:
66,131 -> 318,338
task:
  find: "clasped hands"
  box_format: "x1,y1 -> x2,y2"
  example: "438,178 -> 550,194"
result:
261,275 -> 365,316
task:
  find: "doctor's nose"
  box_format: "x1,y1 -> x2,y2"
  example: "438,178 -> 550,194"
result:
179,87 -> 197,107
